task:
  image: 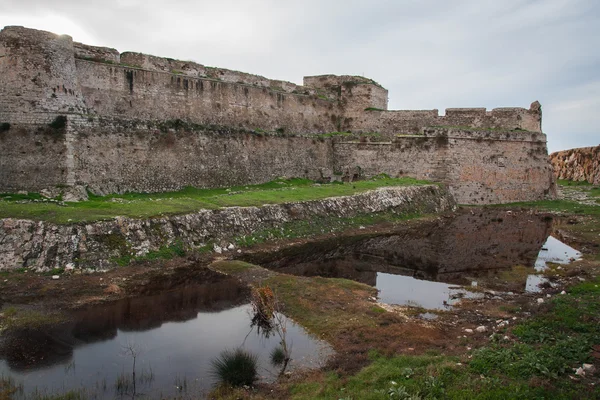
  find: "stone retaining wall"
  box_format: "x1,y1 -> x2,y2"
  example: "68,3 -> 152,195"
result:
0,185 -> 454,271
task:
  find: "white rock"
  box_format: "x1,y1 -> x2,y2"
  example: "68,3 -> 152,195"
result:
213,245 -> 222,254
359,226 -> 366,230
471,281 -> 478,287
575,367 -> 585,376
227,243 -> 235,250
65,263 -> 75,271
560,291 -> 567,295
537,298 -> 544,304
52,275 -> 60,280
476,326 -> 487,333
464,328 -> 474,334
503,336 -> 510,341
546,294 -> 551,298
583,364 -> 596,373
237,249 -> 242,253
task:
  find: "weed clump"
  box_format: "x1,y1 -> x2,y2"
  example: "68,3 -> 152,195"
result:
0,122 -> 10,133
48,115 -> 67,130
270,346 -> 286,366
210,348 -> 258,387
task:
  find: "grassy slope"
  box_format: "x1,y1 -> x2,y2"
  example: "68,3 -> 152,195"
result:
0,177 -> 429,224
288,276 -> 600,400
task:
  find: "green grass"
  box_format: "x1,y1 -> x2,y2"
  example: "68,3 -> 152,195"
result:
0,177 -> 429,224
289,276 -> 600,399
211,260 -> 255,274
557,179 -> 594,187
492,199 -> 600,216
0,307 -> 66,331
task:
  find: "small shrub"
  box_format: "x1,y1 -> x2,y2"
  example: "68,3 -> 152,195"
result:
0,122 -> 10,133
48,115 -> 67,130
210,348 -> 258,387
270,346 -> 286,366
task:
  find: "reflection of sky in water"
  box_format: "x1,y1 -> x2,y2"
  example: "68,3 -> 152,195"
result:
534,236 -> 582,271
0,304 -> 329,399
376,273 -> 483,310
377,236 -> 583,301
527,236 -> 582,293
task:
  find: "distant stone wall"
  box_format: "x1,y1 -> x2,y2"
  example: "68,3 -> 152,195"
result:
346,103 -> 542,135
0,185 -> 454,271
550,146 -> 600,185
333,128 -> 554,204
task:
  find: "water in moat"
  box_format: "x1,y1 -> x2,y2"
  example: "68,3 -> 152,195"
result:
0,277 -> 331,399
243,209 -> 582,309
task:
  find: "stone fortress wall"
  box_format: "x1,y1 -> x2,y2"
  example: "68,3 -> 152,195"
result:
0,26 -> 555,204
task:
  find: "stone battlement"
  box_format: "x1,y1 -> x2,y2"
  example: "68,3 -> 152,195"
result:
0,26 -> 554,204
0,26 -> 541,134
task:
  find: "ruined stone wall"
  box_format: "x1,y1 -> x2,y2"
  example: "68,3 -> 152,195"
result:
345,103 -> 542,135
333,128 -> 554,204
0,185 -> 454,271
550,146 -> 600,185
0,26 -> 551,203
68,116 -> 333,194
0,26 -> 86,124
75,60 -> 339,133
0,124 -> 68,191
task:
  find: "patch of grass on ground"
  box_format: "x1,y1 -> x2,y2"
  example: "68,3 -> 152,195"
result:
0,177 -> 430,224
211,260 -> 255,274
265,275 -> 377,339
0,306 -> 66,331
288,276 -> 600,399
557,179 -> 594,187
493,200 -> 600,216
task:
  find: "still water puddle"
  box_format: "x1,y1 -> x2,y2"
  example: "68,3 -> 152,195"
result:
376,273 -> 483,310
0,278 -> 330,399
244,210 -> 582,309
525,235 -> 582,293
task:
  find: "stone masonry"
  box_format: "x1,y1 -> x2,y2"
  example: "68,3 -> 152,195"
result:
0,26 -> 555,204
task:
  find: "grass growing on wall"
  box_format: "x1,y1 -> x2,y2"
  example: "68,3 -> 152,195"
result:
0,177 -> 430,224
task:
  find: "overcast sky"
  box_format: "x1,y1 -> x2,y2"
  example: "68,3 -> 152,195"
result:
1,0 -> 598,153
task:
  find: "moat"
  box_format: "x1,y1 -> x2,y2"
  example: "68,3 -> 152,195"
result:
0,209 -> 583,398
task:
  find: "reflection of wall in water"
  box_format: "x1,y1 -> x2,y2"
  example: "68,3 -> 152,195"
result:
250,210 -> 552,288
355,211 -> 552,282
0,278 -> 247,372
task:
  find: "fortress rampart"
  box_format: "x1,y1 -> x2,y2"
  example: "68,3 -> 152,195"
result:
0,26 -> 555,204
